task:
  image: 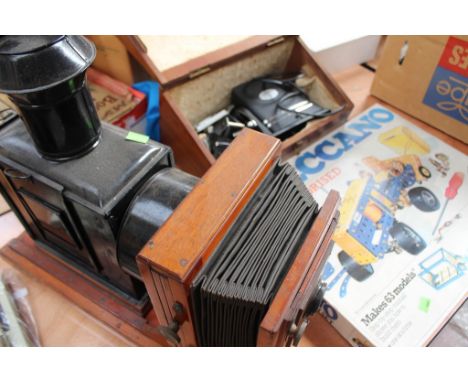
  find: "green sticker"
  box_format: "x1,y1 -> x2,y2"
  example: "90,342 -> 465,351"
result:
126,131 -> 149,144
419,297 -> 431,313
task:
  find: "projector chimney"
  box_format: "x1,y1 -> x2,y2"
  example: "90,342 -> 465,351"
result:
0,35 -> 101,160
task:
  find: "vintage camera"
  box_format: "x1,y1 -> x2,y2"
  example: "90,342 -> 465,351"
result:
0,36 -> 339,346
198,75 -> 332,158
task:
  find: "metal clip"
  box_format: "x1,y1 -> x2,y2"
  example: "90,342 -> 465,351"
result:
189,66 -> 211,79
266,37 -> 285,47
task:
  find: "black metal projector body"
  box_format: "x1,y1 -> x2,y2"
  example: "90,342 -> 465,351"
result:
0,36 -> 197,301
0,119 -> 199,299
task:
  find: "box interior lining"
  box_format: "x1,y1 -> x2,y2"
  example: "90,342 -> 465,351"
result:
166,39 -> 340,128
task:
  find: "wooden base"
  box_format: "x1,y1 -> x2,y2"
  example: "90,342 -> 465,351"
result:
0,233 -> 165,347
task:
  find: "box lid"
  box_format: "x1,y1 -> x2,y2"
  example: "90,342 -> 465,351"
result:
119,35 -> 292,88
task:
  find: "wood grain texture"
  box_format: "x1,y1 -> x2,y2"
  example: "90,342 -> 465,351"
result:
118,35 -> 168,84
122,35 -> 281,87
138,128 -> 281,282
156,36 -> 277,87
138,128 -> 344,347
137,128 -> 281,346
160,92 -> 214,177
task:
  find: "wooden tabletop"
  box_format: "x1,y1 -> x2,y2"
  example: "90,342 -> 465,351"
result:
0,214 -> 134,346
0,64 -> 465,346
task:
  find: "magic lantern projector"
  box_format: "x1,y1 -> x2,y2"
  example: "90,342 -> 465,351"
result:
0,36 -> 340,346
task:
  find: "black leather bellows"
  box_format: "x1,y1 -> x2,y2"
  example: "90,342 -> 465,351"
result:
191,163 -> 318,346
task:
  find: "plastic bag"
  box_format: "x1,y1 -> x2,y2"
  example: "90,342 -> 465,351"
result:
0,269 -> 41,346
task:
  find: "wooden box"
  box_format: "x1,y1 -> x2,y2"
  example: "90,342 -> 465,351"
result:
120,35 -> 354,176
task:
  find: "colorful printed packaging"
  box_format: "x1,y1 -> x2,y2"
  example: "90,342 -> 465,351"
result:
372,36 -> 468,144
290,104 -> 468,346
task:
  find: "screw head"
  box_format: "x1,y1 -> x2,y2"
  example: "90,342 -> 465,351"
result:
179,258 -> 188,267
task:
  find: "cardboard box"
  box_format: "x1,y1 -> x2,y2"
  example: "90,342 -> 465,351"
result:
87,67 -> 147,129
290,104 -> 468,346
371,36 -> 468,144
302,35 -> 382,74
87,35 -> 134,86
120,36 -> 353,176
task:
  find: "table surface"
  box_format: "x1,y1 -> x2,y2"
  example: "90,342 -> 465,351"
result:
0,64 -> 466,346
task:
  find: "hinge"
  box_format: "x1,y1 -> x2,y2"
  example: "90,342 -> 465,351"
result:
189,66 -> 211,79
266,37 -> 285,47
130,36 -> 148,53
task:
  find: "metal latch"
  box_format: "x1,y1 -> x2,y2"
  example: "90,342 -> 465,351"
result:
189,66 -> 211,79
266,37 -> 285,47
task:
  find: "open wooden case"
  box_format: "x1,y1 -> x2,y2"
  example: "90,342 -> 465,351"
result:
120,35 -> 353,177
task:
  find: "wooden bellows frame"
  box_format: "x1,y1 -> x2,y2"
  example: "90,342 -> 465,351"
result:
137,129 -> 340,346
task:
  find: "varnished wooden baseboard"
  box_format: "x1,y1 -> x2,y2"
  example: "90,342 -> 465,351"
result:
0,233 -> 165,347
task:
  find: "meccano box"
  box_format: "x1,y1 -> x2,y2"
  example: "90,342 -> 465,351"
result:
290,104 -> 468,346
121,36 -> 353,176
371,36 -> 468,144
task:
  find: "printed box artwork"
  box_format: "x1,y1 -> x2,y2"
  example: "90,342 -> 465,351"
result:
371,36 -> 468,144
290,104 -> 468,346
423,36 -> 468,125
